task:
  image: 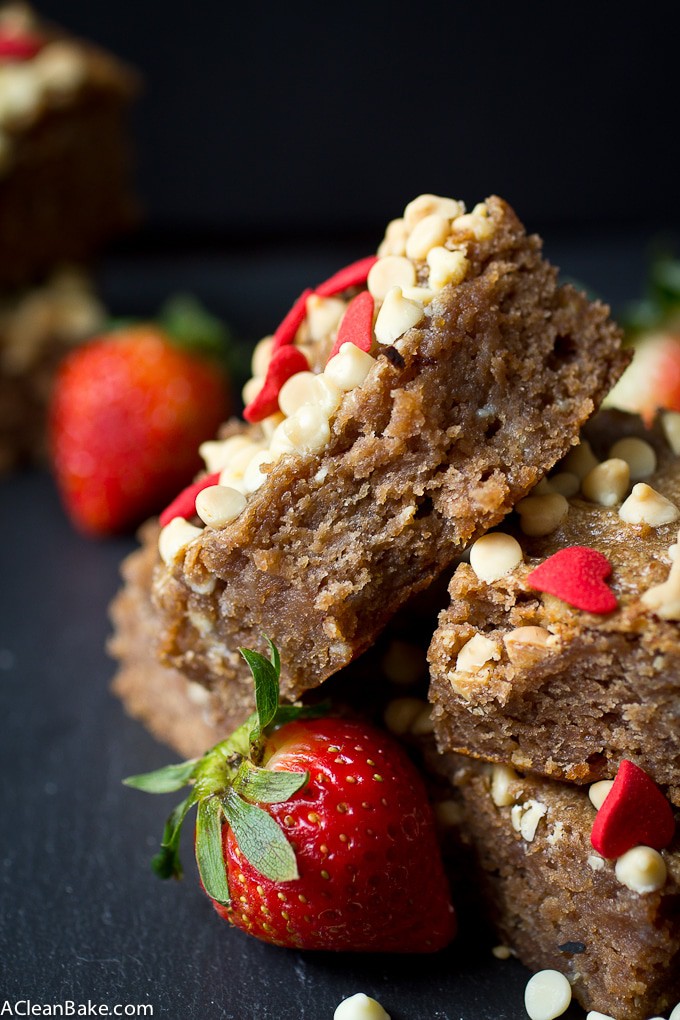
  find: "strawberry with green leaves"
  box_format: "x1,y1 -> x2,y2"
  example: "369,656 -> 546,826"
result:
49,296 -> 233,536
125,643 -> 456,953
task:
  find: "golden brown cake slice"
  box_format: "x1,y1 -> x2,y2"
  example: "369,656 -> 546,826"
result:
0,3 -> 138,287
430,752 -> 680,1020
429,411 -> 680,804
113,194 -> 627,729
110,518 -> 446,758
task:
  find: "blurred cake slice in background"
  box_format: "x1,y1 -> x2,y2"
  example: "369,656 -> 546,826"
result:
0,2 -> 139,285
0,2 -> 138,471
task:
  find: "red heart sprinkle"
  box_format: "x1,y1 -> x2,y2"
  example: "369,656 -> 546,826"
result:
526,546 -> 617,614
314,256 -> 378,297
243,345 -> 309,423
590,760 -> 676,858
0,31 -> 44,60
271,288 -> 313,352
159,472 -> 220,527
327,291 -> 374,362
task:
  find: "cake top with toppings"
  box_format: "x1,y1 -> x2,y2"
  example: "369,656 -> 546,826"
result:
156,193 -> 503,562
453,409 -> 680,634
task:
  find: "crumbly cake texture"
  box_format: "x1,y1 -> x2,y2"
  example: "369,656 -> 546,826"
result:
430,753 -> 680,1020
428,411 -> 680,804
0,269 -> 105,471
145,195 -> 626,721
110,520 -> 445,759
0,4 -> 138,286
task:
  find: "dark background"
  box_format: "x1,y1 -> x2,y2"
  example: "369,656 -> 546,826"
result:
31,1 -> 680,244
2,6 -> 680,1019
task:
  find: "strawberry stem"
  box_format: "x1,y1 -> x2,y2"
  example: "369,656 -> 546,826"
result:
123,640 -> 322,897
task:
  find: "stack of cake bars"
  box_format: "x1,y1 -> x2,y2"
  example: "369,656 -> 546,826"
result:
428,409 -> 680,1019
108,192 -> 679,1018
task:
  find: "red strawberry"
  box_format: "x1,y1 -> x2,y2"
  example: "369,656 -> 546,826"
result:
604,330 -> 680,425
125,644 -> 456,953
49,324 -> 231,536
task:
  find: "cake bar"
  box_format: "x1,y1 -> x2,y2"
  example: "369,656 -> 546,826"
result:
131,194 -> 625,726
430,752 -> 680,1020
0,3 -> 138,286
429,411 -> 680,803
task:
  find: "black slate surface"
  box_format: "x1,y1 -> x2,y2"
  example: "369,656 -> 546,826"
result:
0,234 -> 671,1019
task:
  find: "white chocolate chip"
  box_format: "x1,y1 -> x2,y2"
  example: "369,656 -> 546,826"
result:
503,626 -> 554,664
669,1003 -> 680,1020
242,375 -> 263,406
334,993 -> 390,1020
241,449 -> 279,493
403,193 -> 464,230
608,436 -> 657,480
491,944 -> 513,960
561,440 -> 599,480
641,546 -> 680,620
586,1012 -> 617,1020
426,246 -> 469,291
614,845 -> 667,894
524,969 -> 572,1020
531,477 -> 554,496
374,287 -> 424,345
516,492 -> 569,537
405,213 -> 450,260
490,764 -> 522,807
324,342 -> 375,391
260,411 -> 285,439
223,441 -> 264,479
199,435 -> 252,473
0,65 -> 41,125
158,518 -> 203,565
278,371 -> 320,417
305,294 -> 346,342
410,704 -> 435,736
377,217 -> 408,257
511,799 -> 547,842
587,854 -> 605,871
619,482 -> 680,527
400,285 -> 435,304
383,697 -> 427,736
435,799 -> 464,828
452,203 -> 495,241
546,471 -> 580,498
455,633 -> 501,673
381,640 -> 425,686
581,458 -> 630,506
367,255 -> 416,300
34,41 -> 86,95
311,374 -> 344,415
281,404 -> 331,454
251,335 -> 274,377
588,779 -> 614,810
268,419 -> 298,455
195,485 -> 247,528
469,532 -> 523,583
662,411 -> 680,455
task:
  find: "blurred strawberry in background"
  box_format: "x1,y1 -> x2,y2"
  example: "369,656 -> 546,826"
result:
49,296 -> 235,536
